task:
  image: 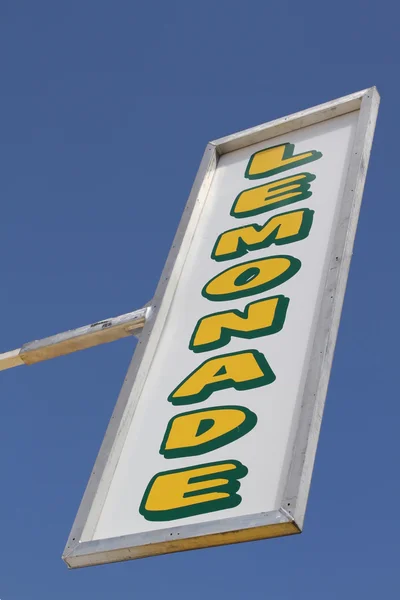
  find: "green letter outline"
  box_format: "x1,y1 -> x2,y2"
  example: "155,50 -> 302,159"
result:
245,142 -> 322,180
202,255 -> 301,302
160,405 -> 257,458
139,459 -> 248,522
168,349 -> 276,405
189,295 -> 289,353
231,172 -> 315,219
211,208 -> 314,262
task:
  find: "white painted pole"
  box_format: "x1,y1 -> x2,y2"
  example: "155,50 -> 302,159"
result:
0,306 -> 151,371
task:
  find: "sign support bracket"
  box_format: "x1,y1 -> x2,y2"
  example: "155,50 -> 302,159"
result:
0,305 -> 151,371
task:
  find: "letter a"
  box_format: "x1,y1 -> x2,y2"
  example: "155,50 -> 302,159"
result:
168,349 -> 275,405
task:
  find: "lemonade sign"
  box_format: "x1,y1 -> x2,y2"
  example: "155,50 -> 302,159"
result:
139,143 -> 322,522
64,89 -> 379,568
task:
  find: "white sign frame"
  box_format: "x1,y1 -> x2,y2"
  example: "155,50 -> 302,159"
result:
63,88 -> 380,568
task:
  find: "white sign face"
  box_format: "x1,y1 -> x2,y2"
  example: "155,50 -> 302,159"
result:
90,115 -> 352,537
64,89 -> 379,568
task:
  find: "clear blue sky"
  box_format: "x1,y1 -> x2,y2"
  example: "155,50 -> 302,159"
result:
0,1 -> 397,598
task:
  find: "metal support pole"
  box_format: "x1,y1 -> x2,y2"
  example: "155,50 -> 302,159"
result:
0,306 -> 151,371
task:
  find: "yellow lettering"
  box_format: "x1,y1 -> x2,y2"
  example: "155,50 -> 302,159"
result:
245,142 -> 322,180
232,173 -> 315,219
212,209 -> 313,261
160,406 -> 257,458
202,255 -> 300,302
139,460 -> 248,521
168,349 -> 275,405
190,296 -> 288,353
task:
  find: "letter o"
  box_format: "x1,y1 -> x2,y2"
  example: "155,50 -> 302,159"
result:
202,255 -> 301,301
